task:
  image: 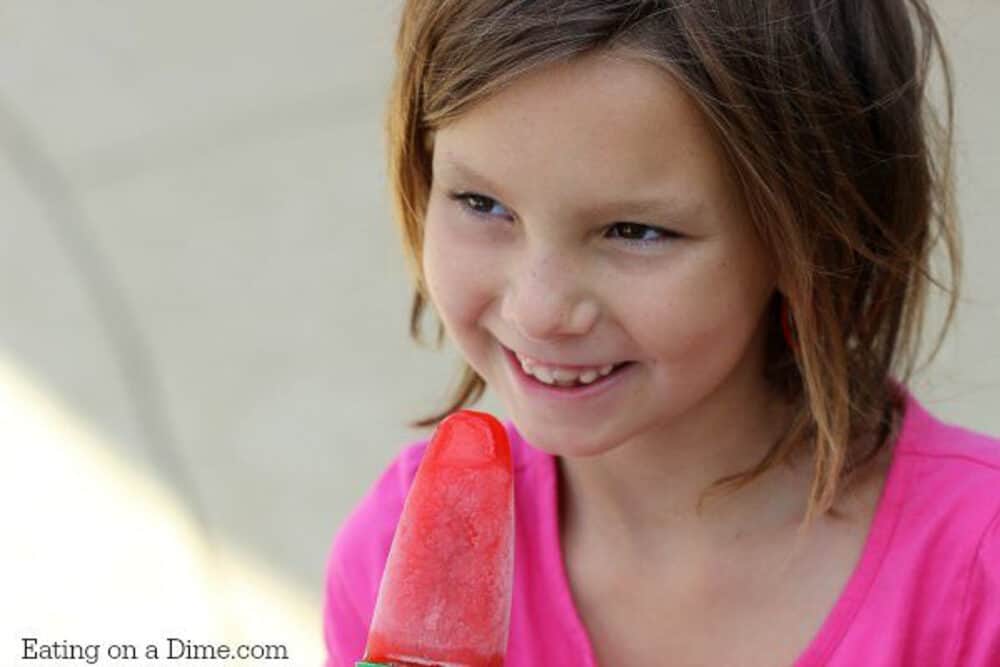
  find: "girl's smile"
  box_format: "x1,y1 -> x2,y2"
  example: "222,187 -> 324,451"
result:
501,342 -> 638,402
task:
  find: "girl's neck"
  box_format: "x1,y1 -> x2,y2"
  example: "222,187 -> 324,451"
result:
555,390 -> 808,558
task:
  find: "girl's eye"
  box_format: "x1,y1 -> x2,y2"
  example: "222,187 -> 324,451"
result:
446,191 -> 679,247
605,222 -> 679,246
448,192 -> 512,220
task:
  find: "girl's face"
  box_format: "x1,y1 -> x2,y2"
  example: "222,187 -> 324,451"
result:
422,51 -> 780,458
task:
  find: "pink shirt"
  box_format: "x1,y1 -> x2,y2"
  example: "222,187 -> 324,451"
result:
323,388 -> 1000,666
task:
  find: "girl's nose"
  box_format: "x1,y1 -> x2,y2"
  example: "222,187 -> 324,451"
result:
499,253 -> 599,343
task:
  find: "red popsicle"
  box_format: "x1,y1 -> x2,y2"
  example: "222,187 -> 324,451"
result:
359,410 -> 515,667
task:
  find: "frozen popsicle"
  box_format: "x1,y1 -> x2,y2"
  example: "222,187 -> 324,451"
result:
358,410 -> 515,667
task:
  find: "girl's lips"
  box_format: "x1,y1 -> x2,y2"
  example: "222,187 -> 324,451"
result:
509,351 -> 625,373
502,344 -> 636,401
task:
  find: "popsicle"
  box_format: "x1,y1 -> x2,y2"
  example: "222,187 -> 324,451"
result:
358,410 -> 515,667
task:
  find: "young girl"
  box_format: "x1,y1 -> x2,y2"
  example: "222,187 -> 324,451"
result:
325,1 -> 999,665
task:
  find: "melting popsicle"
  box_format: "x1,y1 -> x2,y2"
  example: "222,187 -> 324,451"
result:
358,410 -> 515,667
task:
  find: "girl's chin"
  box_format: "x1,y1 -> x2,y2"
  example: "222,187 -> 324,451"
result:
510,418 -> 621,459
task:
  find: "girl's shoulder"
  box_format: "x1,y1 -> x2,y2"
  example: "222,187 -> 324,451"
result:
895,389 -> 1000,497
884,391 -> 1000,661
892,389 -> 1000,532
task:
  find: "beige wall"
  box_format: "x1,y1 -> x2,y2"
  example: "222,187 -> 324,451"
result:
1,2 -> 996,664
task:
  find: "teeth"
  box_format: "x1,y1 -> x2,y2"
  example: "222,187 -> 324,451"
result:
551,369 -> 578,384
534,367 -> 555,384
515,352 -> 621,386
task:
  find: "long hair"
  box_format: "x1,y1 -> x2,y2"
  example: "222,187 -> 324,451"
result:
384,0 -> 961,524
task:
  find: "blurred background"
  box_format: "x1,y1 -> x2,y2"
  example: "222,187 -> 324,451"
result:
1,1 -> 997,665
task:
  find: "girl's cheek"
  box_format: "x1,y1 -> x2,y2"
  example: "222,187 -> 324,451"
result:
422,214 -> 501,318
446,251 -> 499,317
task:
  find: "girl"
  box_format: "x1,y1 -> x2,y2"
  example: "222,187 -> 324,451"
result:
325,1 -> 999,665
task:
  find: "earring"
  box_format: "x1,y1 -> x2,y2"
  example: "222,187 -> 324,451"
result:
780,295 -> 798,350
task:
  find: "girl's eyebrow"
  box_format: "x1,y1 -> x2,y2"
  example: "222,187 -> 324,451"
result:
436,156 -> 701,221
435,157 -> 506,197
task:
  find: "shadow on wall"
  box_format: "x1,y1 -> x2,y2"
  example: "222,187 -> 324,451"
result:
0,352 -> 323,662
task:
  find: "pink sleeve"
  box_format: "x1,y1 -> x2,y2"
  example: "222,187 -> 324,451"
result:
953,500 -> 1000,666
323,549 -> 368,667
322,443 -> 428,667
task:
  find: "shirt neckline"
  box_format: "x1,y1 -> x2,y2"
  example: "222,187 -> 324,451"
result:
521,384 -> 925,666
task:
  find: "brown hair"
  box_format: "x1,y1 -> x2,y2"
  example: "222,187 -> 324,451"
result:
384,0 -> 961,524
